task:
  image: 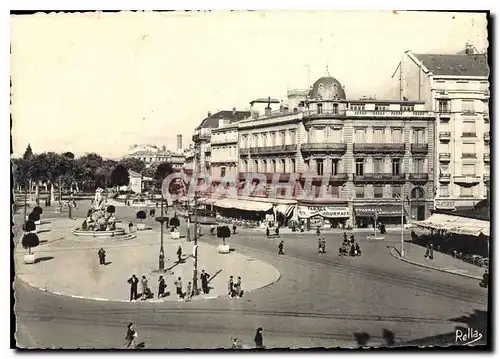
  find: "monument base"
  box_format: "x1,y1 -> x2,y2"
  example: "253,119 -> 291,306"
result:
24,254 -> 36,264
217,244 -> 230,254
366,235 -> 386,240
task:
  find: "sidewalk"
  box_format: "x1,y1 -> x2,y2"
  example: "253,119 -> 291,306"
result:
390,242 -> 485,280
15,218 -> 281,303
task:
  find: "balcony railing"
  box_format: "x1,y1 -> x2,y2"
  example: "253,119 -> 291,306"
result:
353,173 -> 406,183
462,153 -> 477,159
439,132 -> 451,141
462,132 -> 477,138
462,109 -> 476,115
454,175 -> 481,185
409,173 -> 429,183
439,153 -> 451,161
439,109 -> 451,117
353,143 -> 405,153
439,173 -> 451,182
211,137 -> 238,144
239,144 -> 298,156
484,132 -> 490,142
484,153 -> 490,162
302,109 -> 341,118
411,143 -> 428,154
301,142 -> 347,153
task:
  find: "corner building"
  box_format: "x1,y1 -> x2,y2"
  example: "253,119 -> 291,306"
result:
233,75 -> 435,228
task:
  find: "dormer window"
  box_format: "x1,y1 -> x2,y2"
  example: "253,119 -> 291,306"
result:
317,103 -> 323,114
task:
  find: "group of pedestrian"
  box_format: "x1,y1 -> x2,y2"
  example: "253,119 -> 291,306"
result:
127,274 -> 154,301
228,275 -> 243,298
339,233 -> 361,257
424,243 -> 434,260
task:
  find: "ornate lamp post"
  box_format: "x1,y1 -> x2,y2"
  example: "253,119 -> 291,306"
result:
192,192 -> 200,296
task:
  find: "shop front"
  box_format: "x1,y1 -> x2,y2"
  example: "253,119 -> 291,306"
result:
354,205 -> 403,228
297,205 -> 350,230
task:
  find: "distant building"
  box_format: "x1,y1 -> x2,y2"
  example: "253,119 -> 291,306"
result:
125,144 -> 185,169
394,44 -> 489,212
127,170 -> 143,194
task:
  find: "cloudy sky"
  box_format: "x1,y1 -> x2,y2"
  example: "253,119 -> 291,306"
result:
11,11 -> 488,158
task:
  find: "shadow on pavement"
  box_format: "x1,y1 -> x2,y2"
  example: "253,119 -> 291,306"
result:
104,261 -> 112,266
37,229 -> 52,234
34,256 -> 55,263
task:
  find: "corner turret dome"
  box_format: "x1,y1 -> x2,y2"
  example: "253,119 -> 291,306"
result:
309,76 -> 346,100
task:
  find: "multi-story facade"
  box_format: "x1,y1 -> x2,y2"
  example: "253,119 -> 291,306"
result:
196,75 -> 435,228
210,124 -> 239,180
395,45 -> 489,212
192,109 -> 250,173
126,144 -> 185,169
183,144 -> 195,173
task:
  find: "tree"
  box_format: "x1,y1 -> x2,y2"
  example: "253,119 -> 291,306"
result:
217,225 -> 231,245
22,233 -> 40,255
32,206 -> 43,216
141,163 -> 158,178
28,211 -> 40,222
23,220 -> 36,233
62,152 -> 75,159
154,162 -> 174,184
23,144 -> 33,160
120,157 -> 146,174
106,205 -> 116,214
169,217 -> 180,229
110,164 -> 130,189
136,210 -> 146,221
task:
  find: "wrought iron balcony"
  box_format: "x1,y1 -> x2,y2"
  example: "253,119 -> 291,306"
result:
409,173 -> 429,183
352,143 -> 405,153
301,142 -> 347,154
353,173 -> 406,183
439,153 -> 451,162
462,153 -> 477,159
484,132 -> 490,142
484,153 -> 490,162
439,110 -> 451,118
239,144 -> 298,156
462,132 -> 477,138
439,173 -> 451,182
439,132 -> 451,141
411,143 -> 428,154
454,175 -> 481,185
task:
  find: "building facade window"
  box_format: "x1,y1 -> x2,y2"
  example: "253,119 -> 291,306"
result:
462,164 -> 476,175
291,158 -> 296,173
351,104 -> 365,111
438,100 -> 451,113
262,134 -> 267,147
462,143 -> 476,157
413,158 -> 424,173
374,185 -> 383,198
461,100 -> 475,113
317,103 -> 323,114
413,129 -> 425,144
254,160 -> 259,172
355,185 -> 365,199
439,184 -> 449,197
330,185 -> 340,198
373,158 -> 383,174
392,158 -> 401,175
391,128 -> 403,143
220,167 -> 226,177
401,105 -> 414,112
355,128 -> 366,143
460,186 -> 473,197
411,187 -> 425,199
373,128 -> 385,143
392,185 -> 401,198
271,132 -> 276,146
462,120 -> 476,134
281,131 -> 286,146
331,159 -> 339,175
483,100 -> 489,114
262,160 -> 267,172
375,104 -> 388,111
289,130 -> 296,145
316,159 -> 324,175
281,159 -> 286,173
355,158 -> 364,176
304,159 -> 310,173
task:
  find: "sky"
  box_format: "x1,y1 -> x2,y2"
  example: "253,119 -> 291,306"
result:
11,11 -> 488,158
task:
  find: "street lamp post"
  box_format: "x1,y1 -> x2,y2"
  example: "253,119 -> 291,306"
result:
192,193 -> 200,296
159,194 -> 165,271
23,180 -> 28,225
395,194 -> 408,257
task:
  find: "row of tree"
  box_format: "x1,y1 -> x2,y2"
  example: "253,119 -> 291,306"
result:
12,144 -> 177,205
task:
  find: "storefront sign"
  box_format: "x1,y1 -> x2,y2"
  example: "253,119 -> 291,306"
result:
355,206 -> 401,216
298,206 -> 350,218
435,200 -> 456,210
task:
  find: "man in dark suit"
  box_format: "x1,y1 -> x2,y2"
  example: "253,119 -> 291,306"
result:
128,274 -> 139,301
200,269 -> 210,294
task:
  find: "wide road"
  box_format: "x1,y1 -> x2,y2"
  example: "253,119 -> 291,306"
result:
14,203 -> 488,348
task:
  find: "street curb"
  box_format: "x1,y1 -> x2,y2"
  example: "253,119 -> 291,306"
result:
389,246 -> 482,280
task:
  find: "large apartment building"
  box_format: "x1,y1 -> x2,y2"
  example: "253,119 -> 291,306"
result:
200,75 -> 435,228
394,45 -> 490,212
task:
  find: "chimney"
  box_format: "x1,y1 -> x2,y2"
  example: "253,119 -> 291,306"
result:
177,134 -> 183,151
207,111 -> 212,117
252,111 -> 259,120
265,107 -> 272,116
465,43 -> 475,55
232,107 -> 237,114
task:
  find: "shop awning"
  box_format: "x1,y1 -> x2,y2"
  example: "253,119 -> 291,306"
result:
214,198 -> 273,212
276,204 -> 295,217
355,206 -> 402,217
414,214 -> 490,237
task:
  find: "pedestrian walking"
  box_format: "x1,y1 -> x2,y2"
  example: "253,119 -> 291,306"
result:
350,234 -> 355,244
232,224 -> 237,234
228,276 -> 234,297
254,327 -> 264,349
127,274 -> 139,301
128,221 -> 133,233
185,282 -> 192,302
200,269 -> 210,294
318,238 -> 323,253
98,247 -> 106,265
321,238 -> 326,253
429,243 -> 434,260
278,241 -> 284,255
158,276 -> 166,298
141,275 -> 150,300
174,277 -> 183,301
177,245 -> 183,263
343,232 -> 348,242
235,276 -> 242,298
316,226 -> 321,236
266,227 -> 270,238
124,323 -> 138,348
